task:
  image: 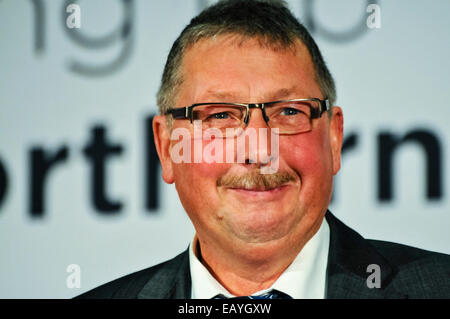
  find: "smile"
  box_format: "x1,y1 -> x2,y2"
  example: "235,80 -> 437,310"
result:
226,185 -> 291,200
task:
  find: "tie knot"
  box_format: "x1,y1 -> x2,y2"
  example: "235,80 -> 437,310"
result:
213,289 -> 292,299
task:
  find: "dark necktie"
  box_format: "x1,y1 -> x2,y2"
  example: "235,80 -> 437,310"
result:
213,289 -> 292,299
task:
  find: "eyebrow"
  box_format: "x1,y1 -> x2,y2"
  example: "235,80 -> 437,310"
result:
205,90 -> 240,101
268,87 -> 299,100
204,86 -> 302,102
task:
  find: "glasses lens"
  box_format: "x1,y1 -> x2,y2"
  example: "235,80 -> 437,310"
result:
192,104 -> 245,136
266,100 -> 318,134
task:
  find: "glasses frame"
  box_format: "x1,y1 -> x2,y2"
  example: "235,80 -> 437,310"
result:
165,98 -> 330,133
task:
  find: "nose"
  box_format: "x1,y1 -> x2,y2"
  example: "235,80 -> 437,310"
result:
244,104 -> 269,126
241,105 -> 278,168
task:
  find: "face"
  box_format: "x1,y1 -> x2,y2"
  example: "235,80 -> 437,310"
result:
154,35 -> 343,260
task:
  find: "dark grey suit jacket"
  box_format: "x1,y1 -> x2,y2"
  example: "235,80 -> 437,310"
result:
76,212 -> 450,299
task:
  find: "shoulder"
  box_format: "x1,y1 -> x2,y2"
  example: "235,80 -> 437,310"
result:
75,250 -> 189,299
367,239 -> 450,297
368,239 -> 449,266
325,211 -> 450,298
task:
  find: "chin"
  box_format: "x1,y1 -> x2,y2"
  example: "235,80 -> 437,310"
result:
224,207 -> 299,244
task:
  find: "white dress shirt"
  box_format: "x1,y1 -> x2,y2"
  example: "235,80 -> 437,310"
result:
189,218 -> 330,299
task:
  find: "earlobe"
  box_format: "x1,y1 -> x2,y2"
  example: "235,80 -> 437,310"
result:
329,107 -> 344,175
153,115 -> 175,184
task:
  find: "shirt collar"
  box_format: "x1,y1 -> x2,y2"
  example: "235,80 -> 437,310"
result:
189,218 -> 330,299
189,235 -> 232,299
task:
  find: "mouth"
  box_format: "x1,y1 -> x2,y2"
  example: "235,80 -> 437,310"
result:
228,185 -> 287,192
226,184 -> 291,199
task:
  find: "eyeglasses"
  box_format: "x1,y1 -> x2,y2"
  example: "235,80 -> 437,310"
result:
165,98 -> 330,137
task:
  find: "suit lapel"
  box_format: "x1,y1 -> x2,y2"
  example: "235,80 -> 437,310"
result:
325,212 -> 406,298
137,249 -> 192,299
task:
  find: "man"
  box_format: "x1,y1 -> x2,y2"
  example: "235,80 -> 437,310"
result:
78,0 -> 450,299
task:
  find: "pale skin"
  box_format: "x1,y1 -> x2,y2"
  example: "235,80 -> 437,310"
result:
153,34 -> 344,296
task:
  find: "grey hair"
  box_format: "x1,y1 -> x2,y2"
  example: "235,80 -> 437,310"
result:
156,0 -> 336,120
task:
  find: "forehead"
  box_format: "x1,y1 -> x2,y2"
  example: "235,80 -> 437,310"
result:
178,35 -> 321,103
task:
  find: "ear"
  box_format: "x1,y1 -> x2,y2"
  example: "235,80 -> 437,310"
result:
153,115 -> 174,184
329,106 -> 344,175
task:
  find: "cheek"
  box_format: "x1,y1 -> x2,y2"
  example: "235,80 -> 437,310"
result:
172,163 -> 219,226
170,136 -> 229,180
279,131 -> 334,216
173,162 -> 229,195
279,128 -> 333,198
171,138 -> 232,215
172,144 -> 233,231
280,131 -> 331,174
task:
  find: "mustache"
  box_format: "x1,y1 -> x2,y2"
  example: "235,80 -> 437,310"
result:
217,170 -> 296,191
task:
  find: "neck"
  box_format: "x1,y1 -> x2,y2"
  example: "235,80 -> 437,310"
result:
195,225 -> 319,296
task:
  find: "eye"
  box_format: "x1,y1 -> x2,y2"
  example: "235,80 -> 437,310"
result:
211,112 -> 230,119
280,107 -> 301,116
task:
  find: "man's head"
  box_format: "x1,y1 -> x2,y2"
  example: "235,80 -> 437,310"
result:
153,0 -> 343,263
157,0 -> 337,119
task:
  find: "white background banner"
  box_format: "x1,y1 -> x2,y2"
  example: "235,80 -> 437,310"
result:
0,0 -> 449,298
